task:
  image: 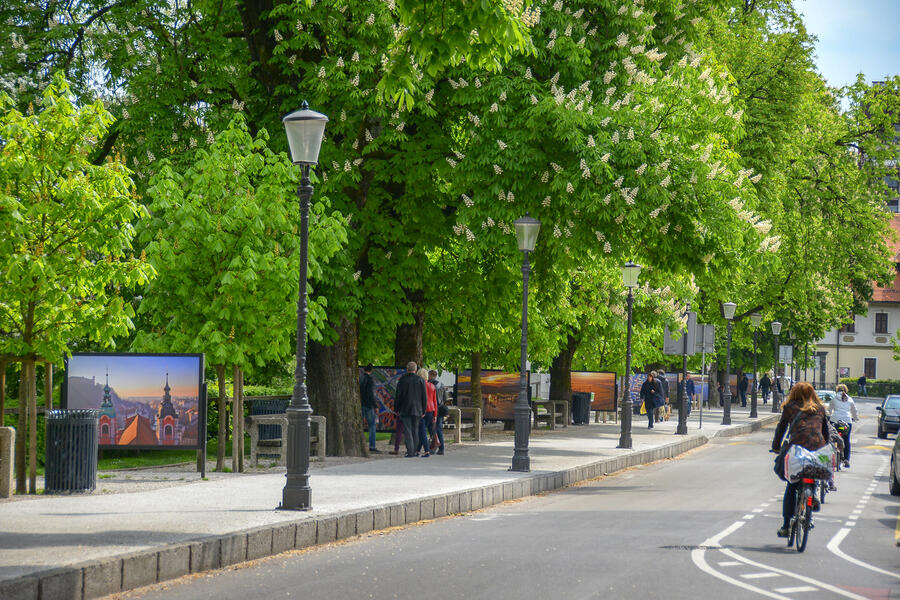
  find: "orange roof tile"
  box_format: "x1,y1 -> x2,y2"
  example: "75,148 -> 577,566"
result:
119,414 -> 158,445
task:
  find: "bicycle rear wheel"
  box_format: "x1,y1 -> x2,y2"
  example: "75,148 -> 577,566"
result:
796,489 -> 812,552
820,480 -> 827,504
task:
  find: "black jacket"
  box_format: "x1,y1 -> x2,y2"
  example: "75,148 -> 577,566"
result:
760,376 -> 771,391
658,376 -> 669,399
359,372 -> 377,409
395,372 -> 426,417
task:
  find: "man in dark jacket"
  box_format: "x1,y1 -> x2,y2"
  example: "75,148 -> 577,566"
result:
760,373 -> 772,405
639,372 -> 663,429
739,374 -> 749,407
359,364 -> 380,453
394,361 -> 427,457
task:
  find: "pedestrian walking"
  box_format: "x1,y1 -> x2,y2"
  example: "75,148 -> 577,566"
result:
739,374 -> 749,407
359,364 -> 381,453
760,373 -> 771,405
428,370 -> 447,455
657,370 -> 670,423
416,368 -> 435,458
857,375 -> 867,396
394,361 -> 426,457
685,373 -> 696,414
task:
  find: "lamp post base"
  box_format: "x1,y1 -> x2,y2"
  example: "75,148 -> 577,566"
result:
510,455 -> 530,472
279,486 -> 312,511
721,393 -> 732,425
279,406 -> 312,511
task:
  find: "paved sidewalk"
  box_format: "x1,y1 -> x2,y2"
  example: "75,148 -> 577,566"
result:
0,407 -> 778,600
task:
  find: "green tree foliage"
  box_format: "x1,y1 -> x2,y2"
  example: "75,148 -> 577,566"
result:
0,74 -> 153,491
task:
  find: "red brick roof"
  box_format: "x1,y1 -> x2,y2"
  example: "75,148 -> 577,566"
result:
872,216 -> 900,303
119,414 -> 158,445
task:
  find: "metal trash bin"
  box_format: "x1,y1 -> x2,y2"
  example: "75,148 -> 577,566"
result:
45,409 -> 99,494
251,398 -> 289,441
571,392 -> 591,425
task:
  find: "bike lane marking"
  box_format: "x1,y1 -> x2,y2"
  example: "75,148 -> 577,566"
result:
826,456 -> 900,579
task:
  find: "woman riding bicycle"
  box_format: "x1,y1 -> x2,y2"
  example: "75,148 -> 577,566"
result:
771,382 -> 830,538
826,383 -> 859,468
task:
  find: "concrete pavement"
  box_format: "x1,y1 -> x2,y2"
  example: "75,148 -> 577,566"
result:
0,406 -> 779,600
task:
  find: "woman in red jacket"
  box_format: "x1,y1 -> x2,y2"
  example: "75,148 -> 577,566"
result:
416,368 -> 437,457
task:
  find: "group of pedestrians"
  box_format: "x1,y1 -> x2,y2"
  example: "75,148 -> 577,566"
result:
359,362 -> 447,458
639,370 -> 670,427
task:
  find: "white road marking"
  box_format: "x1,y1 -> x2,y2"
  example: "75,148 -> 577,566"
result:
743,514 -> 756,520
843,521 -> 856,527
752,508 -> 764,513
718,548 -> 869,599
718,561 -> 742,566
773,586 -> 818,593
826,527 -> 900,580
742,573 -> 781,579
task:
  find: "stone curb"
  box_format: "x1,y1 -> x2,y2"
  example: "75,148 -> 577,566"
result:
0,426 -> 754,599
711,413 -> 779,438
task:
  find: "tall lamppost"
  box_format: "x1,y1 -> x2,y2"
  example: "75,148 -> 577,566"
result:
789,330 -> 796,385
617,261 -> 642,449
721,302 -> 737,425
749,312 -> 762,419
511,214 -> 540,472
771,320 -> 782,413
280,101 -> 328,510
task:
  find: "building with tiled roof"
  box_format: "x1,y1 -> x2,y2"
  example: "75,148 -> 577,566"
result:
118,414 -> 158,446
813,217 -> 900,386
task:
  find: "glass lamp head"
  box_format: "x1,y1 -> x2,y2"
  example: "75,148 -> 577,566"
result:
282,101 -> 329,165
750,312 -> 762,328
514,214 -> 541,252
722,302 -> 737,320
771,321 -> 782,336
622,261 -> 642,289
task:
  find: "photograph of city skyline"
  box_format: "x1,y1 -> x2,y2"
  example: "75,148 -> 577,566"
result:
64,354 -> 204,448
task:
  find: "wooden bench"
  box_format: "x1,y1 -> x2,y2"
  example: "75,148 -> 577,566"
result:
247,414 -> 326,468
444,407 -> 482,442
532,400 -> 569,429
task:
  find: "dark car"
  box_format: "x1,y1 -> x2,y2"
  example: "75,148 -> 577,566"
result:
876,395 -> 900,439
891,432 -> 900,496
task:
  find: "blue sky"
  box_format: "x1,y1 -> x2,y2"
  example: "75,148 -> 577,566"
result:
795,0 -> 900,89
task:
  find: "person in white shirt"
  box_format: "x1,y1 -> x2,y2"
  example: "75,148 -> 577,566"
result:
826,383 -> 859,468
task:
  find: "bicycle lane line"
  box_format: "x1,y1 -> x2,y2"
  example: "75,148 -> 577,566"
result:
690,521 -> 793,600
691,519 -> 870,600
826,458 -> 900,579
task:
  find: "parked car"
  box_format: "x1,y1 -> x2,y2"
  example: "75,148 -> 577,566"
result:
817,390 -> 836,406
876,395 -> 900,439
891,432 -> 900,496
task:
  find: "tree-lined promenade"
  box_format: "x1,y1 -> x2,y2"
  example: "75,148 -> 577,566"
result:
2,0 -> 899,483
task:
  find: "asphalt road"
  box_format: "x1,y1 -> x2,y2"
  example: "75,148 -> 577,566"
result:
116,401 -> 899,600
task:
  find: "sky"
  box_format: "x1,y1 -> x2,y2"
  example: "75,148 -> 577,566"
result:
67,354 -> 202,398
794,0 -> 900,89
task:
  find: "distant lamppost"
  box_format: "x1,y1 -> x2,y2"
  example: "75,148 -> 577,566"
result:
511,214 -> 540,472
749,312 -> 762,419
617,261 -> 642,449
280,101 -> 328,510
789,330 -> 796,383
721,302 -> 737,425
771,321 -> 782,413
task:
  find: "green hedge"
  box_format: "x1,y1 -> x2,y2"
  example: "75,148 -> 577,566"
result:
838,378 -> 900,397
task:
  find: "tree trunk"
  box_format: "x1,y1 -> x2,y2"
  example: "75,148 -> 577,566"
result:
0,359 -> 6,428
549,333 -> 579,403
471,351 -> 482,410
232,365 -> 244,473
15,360 -> 28,493
308,316 -> 365,457
709,361 -> 720,408
28,360 -> 37,494
215,364 -> 226,471
394,309 -> 424,368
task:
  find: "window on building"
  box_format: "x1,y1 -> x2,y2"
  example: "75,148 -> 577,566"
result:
864,357 -> 877,380
839,318 -> 856,333
875,312 -> 889,334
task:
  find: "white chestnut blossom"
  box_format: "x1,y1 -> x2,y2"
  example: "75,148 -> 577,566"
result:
543,196 -> 552,207
493,164 -> 503,175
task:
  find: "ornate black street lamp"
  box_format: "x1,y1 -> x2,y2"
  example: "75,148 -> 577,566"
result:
749,312 -> 762,419
280,101 -> 328,510
617,261 -> 641,449
771,320 -> 782,413
511,214 -> 540,472
721,302 -> 737,425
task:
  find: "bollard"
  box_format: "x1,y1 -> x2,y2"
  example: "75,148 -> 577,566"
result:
45,409 -> 99,494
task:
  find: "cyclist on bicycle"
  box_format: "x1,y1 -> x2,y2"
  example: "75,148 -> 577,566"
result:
771,382 -> 830,538
826,384 -> 858,468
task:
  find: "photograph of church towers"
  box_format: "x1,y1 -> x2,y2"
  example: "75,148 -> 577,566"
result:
64,354 -> 204,449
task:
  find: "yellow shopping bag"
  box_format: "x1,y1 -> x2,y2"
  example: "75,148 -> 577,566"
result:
639,401 -> 647,415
